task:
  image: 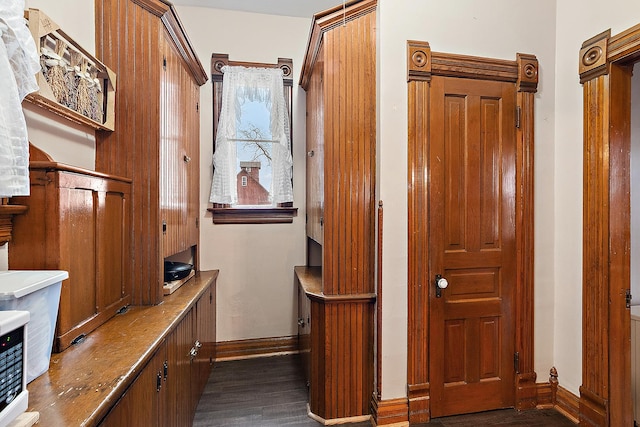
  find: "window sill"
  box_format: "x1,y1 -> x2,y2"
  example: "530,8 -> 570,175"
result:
208,207 -> 298,224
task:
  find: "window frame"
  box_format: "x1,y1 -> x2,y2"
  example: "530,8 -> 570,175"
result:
207,53 -> 297,224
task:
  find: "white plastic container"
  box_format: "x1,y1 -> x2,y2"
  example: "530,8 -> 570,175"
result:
0,271 -> 67,383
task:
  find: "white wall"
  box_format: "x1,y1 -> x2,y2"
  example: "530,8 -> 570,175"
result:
2,1 -> 96,271
23,0 -> 96,169
175,6 -> 309,342
554,0 -> 640,395
377,0 -> 558,399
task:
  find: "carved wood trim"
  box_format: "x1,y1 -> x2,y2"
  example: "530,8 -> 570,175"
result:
407,40 -> 431,82
407,43 -> 534,85
299,0 -> 377,89
370,395 -> 409,426
579,30 -> 610,83
515,88 -> 537,411
407,42 -> 537,422
579,23 -> 640,427
407,74 -> 430,424
517,53 -> 539,92
210,53 -> 293,85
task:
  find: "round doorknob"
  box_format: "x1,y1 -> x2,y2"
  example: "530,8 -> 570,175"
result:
436,277 -> 448,289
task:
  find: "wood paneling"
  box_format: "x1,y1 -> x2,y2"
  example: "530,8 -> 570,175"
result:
296,267 -> 375,420
160,31 -> 200,258
407,41 -> 538,422
95,0 -> 205,305
300,0 -> 377,294
298,1 -> 377,422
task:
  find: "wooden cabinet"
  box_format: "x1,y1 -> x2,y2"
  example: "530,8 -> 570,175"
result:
100,279 -> 216,426
100,341 -> 167,427
95,0 -> 207,305
9,157 -> 132,352
297,0 -> 377,422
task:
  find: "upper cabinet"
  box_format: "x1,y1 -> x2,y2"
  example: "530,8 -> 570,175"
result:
95,0 -> 207,305
300,0 -> 377,296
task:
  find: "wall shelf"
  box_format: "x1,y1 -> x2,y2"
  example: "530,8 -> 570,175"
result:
0,202 -> 28,246
25,9 -> 116,131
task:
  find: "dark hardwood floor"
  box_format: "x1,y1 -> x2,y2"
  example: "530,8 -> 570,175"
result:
193,354 -> 576,426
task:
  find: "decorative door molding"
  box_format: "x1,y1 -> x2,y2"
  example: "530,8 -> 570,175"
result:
579,23 -> 640,427
407,40 -> 538,423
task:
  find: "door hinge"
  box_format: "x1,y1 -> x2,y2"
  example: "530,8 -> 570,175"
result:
514,351 -> 520,374
516,106 -> 522,129
196,102 -> 199,112
626,289 -> 632,309
162,55 -> 167,70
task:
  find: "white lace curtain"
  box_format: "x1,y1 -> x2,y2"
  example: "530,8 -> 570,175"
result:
209,66 -> 293,205
0,0 -> 40,198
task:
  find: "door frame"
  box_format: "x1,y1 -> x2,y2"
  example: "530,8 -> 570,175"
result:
406,40 -> 539,424
578,24 -> 640,427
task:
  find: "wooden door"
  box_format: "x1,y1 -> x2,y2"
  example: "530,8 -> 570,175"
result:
428,76 -> 516,417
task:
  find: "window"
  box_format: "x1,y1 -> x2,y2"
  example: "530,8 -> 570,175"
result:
208,54 -> 297,224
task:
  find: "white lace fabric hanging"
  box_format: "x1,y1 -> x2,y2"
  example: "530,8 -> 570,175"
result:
209,66 -> 293,205
0,0 -> 40,198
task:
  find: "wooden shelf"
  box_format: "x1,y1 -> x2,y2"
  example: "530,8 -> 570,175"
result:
0,203 -> 28,246
295,266 -> 376,303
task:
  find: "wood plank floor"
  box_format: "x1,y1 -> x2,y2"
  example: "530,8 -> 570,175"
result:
193,354 -> 576,426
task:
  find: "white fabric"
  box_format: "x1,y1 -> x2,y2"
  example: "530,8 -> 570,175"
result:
209,66 -> 293,205
0,0 -> 40,198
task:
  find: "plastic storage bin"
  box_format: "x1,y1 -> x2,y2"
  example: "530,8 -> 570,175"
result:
0,270 -> 67,383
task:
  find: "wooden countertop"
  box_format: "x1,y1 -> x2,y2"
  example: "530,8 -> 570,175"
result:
294,266 -> 376,303
26,270 -> 219,427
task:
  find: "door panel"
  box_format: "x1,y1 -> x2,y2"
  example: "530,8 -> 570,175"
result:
429,76 -> 516,417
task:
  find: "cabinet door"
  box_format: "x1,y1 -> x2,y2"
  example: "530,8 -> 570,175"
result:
194,285 -> 215,399
160,31 -> 200,259
305,56 -> 325,244
57,181 -> 98,337
166,308 -> 194,426
96,187 -> 132,319
298,285 -> 311,386
100,341 -> 167,426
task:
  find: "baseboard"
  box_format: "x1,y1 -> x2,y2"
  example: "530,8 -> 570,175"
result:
536,381 -> 554,408
215,335 -> 298,361
556,386 -> 580,424
535,368 -> 579,425
307,404 -> 372,426
371,395 -> 409,426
